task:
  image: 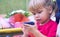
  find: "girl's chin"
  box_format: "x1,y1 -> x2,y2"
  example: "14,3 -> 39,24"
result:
36,21 -> 41,23
36,21 -> 43,24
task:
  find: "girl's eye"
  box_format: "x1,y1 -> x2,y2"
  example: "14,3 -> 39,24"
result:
33,13 -> 36,15
38,11 -> 42,14
38,12 -> 41,13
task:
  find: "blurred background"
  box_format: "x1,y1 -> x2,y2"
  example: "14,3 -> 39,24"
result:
0,0 -> 29,17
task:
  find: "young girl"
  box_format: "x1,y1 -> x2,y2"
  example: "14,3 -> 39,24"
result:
23,0 -> 57,37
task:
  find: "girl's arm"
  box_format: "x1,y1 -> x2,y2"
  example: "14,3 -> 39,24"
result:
33,23 -> 47,37
32,30 -> 47,37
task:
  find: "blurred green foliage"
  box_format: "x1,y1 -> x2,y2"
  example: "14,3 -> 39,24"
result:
0,0 -> 56,14
5,11 -> 31,18
0,0 -> 29,14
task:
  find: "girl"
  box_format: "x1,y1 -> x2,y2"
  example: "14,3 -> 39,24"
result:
23,0 -> 57,37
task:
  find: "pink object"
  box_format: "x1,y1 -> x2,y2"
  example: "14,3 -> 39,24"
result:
9,16 -> 15,24
37,19 -> 57,37
0,17 -> 11,28
14,22 -> 23,28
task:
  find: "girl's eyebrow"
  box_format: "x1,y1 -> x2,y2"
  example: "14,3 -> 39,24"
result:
38,10 -> 42,12
32,12 -> 35,14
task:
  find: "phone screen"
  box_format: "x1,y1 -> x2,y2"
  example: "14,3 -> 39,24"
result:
24,22 -> 34,25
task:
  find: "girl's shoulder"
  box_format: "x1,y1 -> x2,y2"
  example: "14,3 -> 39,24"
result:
45,19 -> 57,28
50,20 -> 57,25
48,20 -> 58,28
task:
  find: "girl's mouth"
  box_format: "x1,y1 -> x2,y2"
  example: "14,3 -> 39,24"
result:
36,19 -> 41,21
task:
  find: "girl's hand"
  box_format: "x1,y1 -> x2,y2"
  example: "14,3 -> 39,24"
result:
23,24 -> 37,33
22,24 -> 47,37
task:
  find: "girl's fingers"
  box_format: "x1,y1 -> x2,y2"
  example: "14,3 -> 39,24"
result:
24,24 -> 35,27
24,24 -> 36,28
24,24 -> 31,27
23,24 -> 37,32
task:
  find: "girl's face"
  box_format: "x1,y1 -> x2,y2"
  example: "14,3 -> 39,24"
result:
32,6 -> 52,24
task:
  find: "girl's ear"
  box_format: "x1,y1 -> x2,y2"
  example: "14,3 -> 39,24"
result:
48,6 -> 53,14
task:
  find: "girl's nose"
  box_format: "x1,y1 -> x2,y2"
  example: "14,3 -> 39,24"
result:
35,14 -> 40,18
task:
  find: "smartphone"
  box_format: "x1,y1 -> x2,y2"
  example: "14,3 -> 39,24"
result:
24,22 -> 34,25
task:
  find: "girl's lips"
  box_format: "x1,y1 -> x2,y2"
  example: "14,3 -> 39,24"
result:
36,19 -> 41,24
36,19 -> 41,21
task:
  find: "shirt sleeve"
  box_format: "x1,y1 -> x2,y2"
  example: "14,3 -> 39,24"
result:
47,23 -> 57,37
